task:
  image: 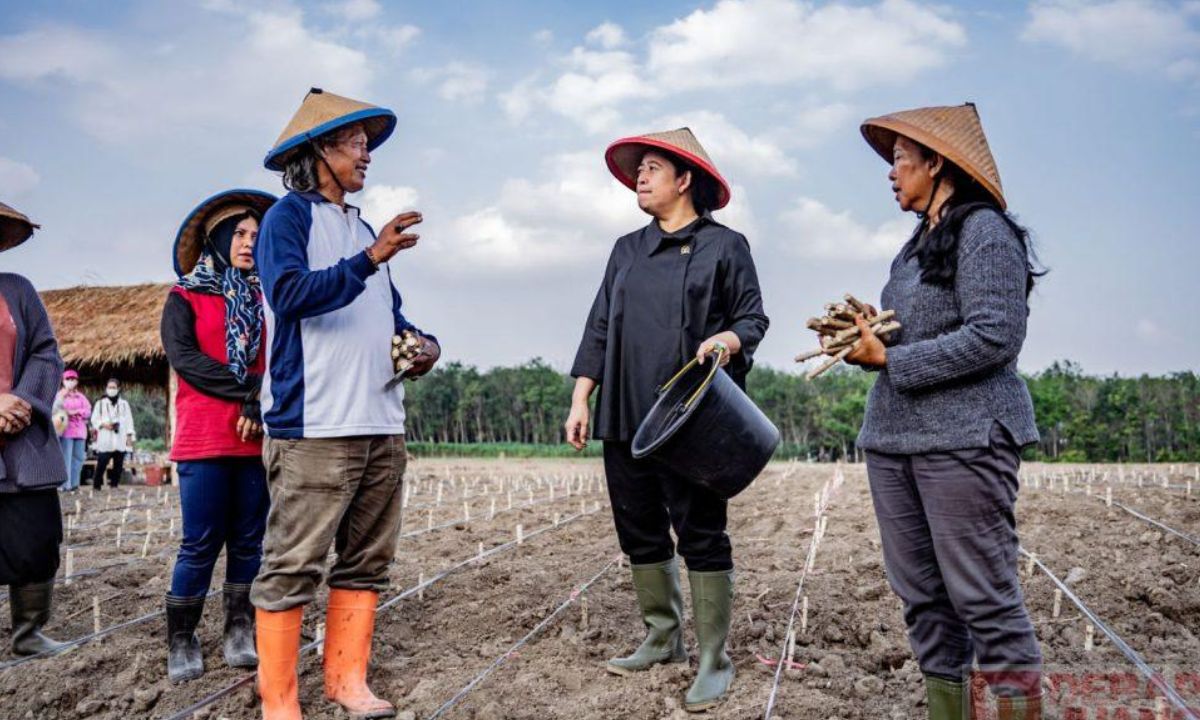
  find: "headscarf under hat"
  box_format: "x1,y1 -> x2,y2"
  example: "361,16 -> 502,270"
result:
604,127 -> 732,210
174,190 -> 277,384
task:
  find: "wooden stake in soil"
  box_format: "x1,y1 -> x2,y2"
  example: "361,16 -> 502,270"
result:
1052,589 -> 1062,619
315,622 -> 325,656
516,523 -> 524,545
65,549 -> 74,586
418,573 -> 425,601
581,593 -> 589,630
463,501 -> 471,523
800,595 -> 809,635
116,525 -> 123,551
1084,623 -> 1095,651
1106,487 -> 1113,508
1025,553 -> 1036,577
93,596 -> 101,633
141,531 -> 152,558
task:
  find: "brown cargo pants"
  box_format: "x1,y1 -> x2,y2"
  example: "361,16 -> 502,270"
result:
250,435 -> 406,611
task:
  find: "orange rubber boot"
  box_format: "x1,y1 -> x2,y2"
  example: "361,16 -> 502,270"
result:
256,606 -> 304,720
323,589 -> 395,720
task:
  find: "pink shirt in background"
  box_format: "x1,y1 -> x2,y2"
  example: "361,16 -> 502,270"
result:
57,389 -> 92,440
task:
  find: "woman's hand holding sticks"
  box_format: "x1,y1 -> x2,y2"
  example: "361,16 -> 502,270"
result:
794,294 -> 900,379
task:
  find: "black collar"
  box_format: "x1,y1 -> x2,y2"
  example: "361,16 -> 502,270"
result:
646,214 -> 710,256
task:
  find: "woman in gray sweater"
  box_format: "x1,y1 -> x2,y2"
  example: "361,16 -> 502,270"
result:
844,105 -> 1044,720
0,201 -> 68,657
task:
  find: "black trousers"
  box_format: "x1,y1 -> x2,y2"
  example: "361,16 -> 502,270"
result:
93,451 -> 125,489
865,422 -> 1041,693
0,490 -> 62,586
602,441 -> 732,572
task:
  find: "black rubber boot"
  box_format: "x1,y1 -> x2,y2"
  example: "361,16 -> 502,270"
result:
165,594 -> 205,683
9,582 -> 67,656
222,583 -> 258,668
606,557 -> 688,676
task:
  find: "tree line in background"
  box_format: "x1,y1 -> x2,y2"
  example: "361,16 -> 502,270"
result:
400,359 -> 1200,462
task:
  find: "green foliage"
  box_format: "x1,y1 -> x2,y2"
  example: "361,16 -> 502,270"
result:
402,360 -> 1200,462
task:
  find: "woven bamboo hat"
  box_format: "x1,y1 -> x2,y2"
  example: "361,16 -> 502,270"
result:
264,87 -> 397,171
0,201 -> 39,253
605,127 -> 732,210
173,189 -> 277,277
861,102 -> 1006,210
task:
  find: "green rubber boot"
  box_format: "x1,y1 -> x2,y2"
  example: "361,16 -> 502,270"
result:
684,570 -> 735,713
925,675 -> 968,720
606,558 -> 687,676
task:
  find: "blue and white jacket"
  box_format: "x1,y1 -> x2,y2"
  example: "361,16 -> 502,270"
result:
255,190 -> 431,439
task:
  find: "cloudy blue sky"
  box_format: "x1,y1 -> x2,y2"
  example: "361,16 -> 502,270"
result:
1,0 -> 1197,377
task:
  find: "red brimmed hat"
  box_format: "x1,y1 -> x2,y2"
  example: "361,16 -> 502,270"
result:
605,127 -> 732,210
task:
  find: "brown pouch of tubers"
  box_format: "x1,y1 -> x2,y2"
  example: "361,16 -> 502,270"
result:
794,294 -> 901,380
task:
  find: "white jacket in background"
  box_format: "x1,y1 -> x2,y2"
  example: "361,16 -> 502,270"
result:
91,396 -> 136,453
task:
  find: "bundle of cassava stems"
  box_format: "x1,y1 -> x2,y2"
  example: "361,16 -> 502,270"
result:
795,294 -> 901,379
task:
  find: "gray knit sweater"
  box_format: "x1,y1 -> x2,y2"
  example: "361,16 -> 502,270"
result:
856,210 -> 1040,455
0,273 -> 66,493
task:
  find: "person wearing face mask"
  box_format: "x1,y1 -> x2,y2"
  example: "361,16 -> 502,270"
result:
0,201 -> 68,656
53,370 -> 90,492
89,378 -> 135,490
159,189 -> 276,683
565,128 -> 768,713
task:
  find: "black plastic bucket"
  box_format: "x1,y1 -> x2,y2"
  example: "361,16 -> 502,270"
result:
631,353 -> 780,499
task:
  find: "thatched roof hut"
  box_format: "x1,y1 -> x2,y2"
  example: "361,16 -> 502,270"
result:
40,283 -> 172,386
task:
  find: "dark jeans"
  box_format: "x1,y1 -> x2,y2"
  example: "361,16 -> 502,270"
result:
865,423 -> 1041,692
0,490 -> 62,585
170,457 -> 270,598
602,441 -> 732,572
92,451 -> 125,489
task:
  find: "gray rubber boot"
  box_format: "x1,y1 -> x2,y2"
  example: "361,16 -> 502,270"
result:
606,557 -> 687,676
222,583 -> 258,668
9,582 -> 67,656
165,594 -> 205,683
684,569 -> 735,713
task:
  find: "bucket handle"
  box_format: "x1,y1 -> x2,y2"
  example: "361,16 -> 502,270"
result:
656,345 -> 728,411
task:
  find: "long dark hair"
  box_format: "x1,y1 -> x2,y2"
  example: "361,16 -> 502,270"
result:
907,144 -> 1045,296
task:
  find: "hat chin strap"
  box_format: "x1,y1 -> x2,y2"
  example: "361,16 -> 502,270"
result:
917,175 -> 944,228
311,140 -> 350,199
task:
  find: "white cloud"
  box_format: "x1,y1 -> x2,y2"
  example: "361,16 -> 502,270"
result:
780,197 -> 912,260
438,151 -> 644,273
0,5 -> 406,146
650,110 -> 797,177
1135,318 -> 1165,342
586,22 -> 627,49
325,0 -> 382,22
355,184 -> 420,233
532,29 -> 554,45
0,157 -> 41,198
412,62 -> 492,103
504,0 -> 965,133
647,0 -> 965,92
1023,0 -> 1200,77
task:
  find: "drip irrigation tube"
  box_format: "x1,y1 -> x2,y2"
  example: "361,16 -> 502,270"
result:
1020,548 -> 1199,720
426,554 -> 619,719
161,506 -> 604,720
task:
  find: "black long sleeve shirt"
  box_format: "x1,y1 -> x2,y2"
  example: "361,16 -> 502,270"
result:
160,291 -> 261,409
571,216 -> 769,441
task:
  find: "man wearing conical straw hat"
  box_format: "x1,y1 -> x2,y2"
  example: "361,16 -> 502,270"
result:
0,202 -> 70,658
566,128 -> 768,712
251,88 -> 440,720
845,103 -> 1044,719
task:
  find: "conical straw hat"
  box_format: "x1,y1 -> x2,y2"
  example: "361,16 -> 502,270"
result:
861,103 -> 1005,210
605,127 -> 732,210
0,201 -> 39,253
264,87 -> 397,171
173,189 -> 277,277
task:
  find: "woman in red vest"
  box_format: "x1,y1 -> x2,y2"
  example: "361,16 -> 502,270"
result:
160,189 -> 276,683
